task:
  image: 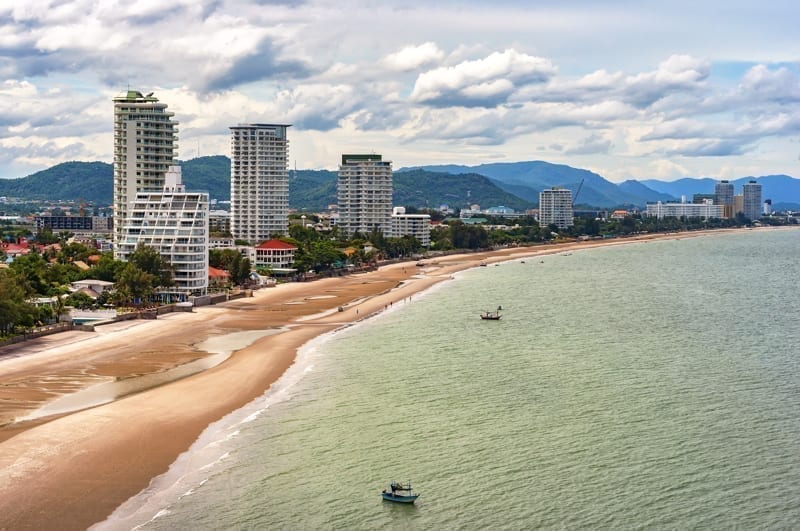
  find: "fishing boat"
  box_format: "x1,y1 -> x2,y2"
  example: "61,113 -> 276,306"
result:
381,480 -> 419,504
480,306 -> 502,320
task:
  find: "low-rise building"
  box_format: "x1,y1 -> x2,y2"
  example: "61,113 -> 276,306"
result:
254,239 -> 297,272
390,207 -> 431,246
645,199 -> 724,219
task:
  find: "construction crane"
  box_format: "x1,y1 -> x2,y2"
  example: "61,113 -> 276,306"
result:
572,178 -> 584,206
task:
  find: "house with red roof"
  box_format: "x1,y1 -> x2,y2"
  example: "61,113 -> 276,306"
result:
1,239 -> 33,258
254,239 -> 297,272
208,266 -> 230,289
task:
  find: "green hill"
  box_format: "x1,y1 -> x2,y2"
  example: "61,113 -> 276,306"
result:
0,161 -> 112,203
393,169 -> 530,210
0,157 -> 531,211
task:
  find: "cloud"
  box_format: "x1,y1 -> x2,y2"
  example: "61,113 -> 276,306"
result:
205,37 -> 314,91
410,48 -> 556,107
661,138 -> 749,157
622,54 -> 710,107
563,134 -> 613,155
2,2 -> 800,180
381,42 -> 444,72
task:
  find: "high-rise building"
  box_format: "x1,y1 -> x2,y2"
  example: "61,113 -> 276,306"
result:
113,90 -> 178,258
117,166 -> 209,297
743,180 -> 762,221
337,154 -> 393,236
230,124 -> 291,243
715,180 -> 734,218
538,187 -> 574,229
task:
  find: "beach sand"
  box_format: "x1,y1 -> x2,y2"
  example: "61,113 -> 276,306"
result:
0,230 -> 755,529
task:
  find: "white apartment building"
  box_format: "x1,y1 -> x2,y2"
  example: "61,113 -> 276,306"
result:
645,199 -> 724,219
337,154 -> 393,236
113,90 -> 178,258
742,180 -> 762,221
390,207 -> 431,247
539,187 -> 574,229
117,166 -> 209,297
230,124 -> 291,243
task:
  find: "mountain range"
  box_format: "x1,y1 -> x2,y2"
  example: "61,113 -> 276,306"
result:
2,156 -> 799,211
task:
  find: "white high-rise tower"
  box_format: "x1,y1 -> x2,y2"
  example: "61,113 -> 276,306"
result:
112,90 -> 178,258
337,154 -> 393,237
230,124 -> 291,243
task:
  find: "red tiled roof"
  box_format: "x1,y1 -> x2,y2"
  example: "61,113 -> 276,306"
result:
255,239 -> 297,251
208,266 -> 230,279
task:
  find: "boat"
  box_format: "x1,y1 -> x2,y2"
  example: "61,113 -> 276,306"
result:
381,480 -> 419,504
480,306 -> 502,320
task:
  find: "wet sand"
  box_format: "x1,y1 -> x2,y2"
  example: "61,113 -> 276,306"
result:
0,229 -> 764,529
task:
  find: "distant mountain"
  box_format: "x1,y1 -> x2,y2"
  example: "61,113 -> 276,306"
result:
180,156 -> 230,201
0,161 -> 112,203
401,161 -> 666,207
641,175 -> 800,204
393,169 -> 531,211
617,180 -> 676,204
0,157 -> 527,212
638,177 -> 719,200
289,169 -> 337,211
5,157 -> 798,211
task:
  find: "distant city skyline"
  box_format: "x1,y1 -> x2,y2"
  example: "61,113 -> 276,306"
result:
1,1 -> 799,183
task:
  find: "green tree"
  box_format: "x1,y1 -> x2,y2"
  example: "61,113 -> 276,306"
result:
128,244 -> 175,288
88,252 -> 125,282
66,291 -> 95,310
115,263 -> 157,306
0,269 -> 36,335
9,252 -> 49,295
57,242 -> 93,264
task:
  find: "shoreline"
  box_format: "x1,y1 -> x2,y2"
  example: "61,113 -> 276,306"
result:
0,227 -> 789,529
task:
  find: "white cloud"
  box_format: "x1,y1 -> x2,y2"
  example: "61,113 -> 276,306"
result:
381,42 -> 444,72
410,49 -> 556,107
1,1 -> 800,180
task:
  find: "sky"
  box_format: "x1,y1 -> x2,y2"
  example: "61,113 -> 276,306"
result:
1,0 -> 799,182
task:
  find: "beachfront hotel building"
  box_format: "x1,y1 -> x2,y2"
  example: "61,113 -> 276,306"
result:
390,207 -> 431,247
645,199 -> 724,220
743,180 -> 762,221
230,124 -> 291,243
113,90 -> 178,258
337,154 -> 393,237
254,238 -> 297,273
538,187 -> 574,229
117,166 -> 209,297
715,180 -> 734,218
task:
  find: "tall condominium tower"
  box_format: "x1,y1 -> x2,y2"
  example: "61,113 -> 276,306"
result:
230,124 -> 291,243
113,90 -> 178,258
337,154 -> 393,237
539,187 -> 574,229
742,180 -> 762,221
715,180 -> 734,218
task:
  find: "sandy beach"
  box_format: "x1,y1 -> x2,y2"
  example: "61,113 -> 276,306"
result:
0,229 -> 765,529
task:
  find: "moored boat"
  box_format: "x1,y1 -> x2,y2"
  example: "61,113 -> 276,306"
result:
381,480 -> 419,504
480,306 -> 502,320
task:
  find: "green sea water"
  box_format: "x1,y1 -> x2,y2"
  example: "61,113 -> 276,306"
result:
103,229 -> 800,530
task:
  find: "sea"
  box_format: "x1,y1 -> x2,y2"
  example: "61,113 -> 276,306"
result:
100,228 -> 800,530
